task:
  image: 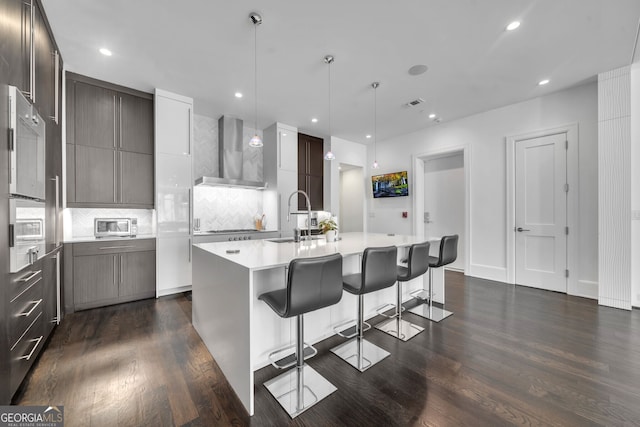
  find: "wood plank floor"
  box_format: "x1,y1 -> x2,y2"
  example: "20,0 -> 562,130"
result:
14,271 -> 640,426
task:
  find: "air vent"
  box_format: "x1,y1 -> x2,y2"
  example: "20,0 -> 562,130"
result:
406,98 -> 425,107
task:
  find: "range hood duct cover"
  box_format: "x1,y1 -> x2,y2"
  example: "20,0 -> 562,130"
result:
195,116 -> 267,189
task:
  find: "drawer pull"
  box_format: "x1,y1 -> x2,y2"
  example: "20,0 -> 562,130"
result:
18,270 -> 41,282
99,245 -> 135,250
18,299 -> 42,317
19,335 -> 43,361
11,277 -> 42,304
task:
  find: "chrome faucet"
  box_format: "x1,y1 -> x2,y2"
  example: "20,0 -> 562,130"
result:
287,190 -> 312,240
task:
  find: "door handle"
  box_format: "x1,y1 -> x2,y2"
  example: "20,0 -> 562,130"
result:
516,227 -> 530,232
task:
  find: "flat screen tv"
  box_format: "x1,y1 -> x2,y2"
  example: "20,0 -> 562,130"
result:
372,171 -> 409,198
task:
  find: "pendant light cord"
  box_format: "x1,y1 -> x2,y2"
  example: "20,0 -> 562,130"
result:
254,23 -> 258,134
328,60 -> 331,138
374,84 -> 377,162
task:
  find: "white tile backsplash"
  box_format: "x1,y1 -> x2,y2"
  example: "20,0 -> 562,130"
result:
65,208 -> 155,238
193,186 -> 265,231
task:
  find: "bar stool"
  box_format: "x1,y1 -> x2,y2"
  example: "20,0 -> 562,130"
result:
409,234 -> 458,322
375,241 -> 430,341
258,253 -> 343,418
330,246 -> 397,372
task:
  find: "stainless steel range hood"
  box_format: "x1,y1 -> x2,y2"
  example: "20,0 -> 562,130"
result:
195,116 -> 267,189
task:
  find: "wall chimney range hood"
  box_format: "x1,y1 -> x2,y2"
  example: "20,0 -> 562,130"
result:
195,116 -> 267,189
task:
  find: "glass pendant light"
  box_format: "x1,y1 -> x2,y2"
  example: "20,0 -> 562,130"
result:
372,82 -> 380,169
249,13 -> 263,147
324,55 -> 335,160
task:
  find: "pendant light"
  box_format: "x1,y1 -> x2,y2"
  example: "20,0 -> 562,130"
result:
371,82 -> 380,169
249,12 -> 263,147
324,55 -> 335,160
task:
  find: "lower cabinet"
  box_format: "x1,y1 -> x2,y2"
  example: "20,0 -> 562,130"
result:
70,239 -> 155,311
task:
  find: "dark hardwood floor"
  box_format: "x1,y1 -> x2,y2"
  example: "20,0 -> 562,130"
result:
14,272 -> 640,426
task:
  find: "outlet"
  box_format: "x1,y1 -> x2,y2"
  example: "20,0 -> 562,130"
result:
402,211 -> 408,218
633,210 -> 640,221
369,212 -> 375,218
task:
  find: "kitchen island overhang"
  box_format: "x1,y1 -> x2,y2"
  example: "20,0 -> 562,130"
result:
192,232 -> 444,415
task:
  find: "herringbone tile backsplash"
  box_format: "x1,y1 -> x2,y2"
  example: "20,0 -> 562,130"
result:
193,186 -> 264,231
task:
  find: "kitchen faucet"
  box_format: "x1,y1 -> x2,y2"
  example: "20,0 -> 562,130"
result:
287,190 -> 311,240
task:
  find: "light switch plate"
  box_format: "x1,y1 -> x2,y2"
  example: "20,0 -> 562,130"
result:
633,210 -> 640,221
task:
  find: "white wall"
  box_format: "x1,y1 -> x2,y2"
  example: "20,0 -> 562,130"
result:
424,154 -> 465,270
368,82 -> 598,290
340,167 -> 364,232
631,63 -> 640,308
329,137 -> 368,229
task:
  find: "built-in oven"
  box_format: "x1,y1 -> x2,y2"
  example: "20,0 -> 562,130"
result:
9,198 -> 46,273
9,85 -> 46,200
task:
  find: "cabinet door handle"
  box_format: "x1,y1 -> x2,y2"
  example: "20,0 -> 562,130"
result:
119,151 -> 123,203
19,335 -> 43,361
113,255 -> 117,286
18,299 -> 42,317
99,245 -> 134,250
51,50 -> 59,123
119,96 -> 122,148
18,270 -> 41,282
188,188 -> 192,232
188,238 -> 191,263
113,95 -> 117,148
120,254 -> 123,284
30,0 -> 35,102
113,151 -> 117,202
50,176 -> 59,245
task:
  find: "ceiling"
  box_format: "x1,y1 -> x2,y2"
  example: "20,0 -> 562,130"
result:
42,0 -> 640,145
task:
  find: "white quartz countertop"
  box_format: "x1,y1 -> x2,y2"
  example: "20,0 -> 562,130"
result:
194,232 -> 436,271
64,234 -> 156,243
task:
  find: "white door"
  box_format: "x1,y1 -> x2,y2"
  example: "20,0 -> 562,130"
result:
515,132 -> 567,292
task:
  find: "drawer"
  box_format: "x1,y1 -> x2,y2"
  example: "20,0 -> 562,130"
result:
9,274 -> 44,349
10,311 -> 44,397
9,268 -> 43,306
73,238 -> 156,256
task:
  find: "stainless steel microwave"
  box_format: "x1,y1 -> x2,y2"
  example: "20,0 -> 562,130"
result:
9,198 -> 46,273
9,86 -> 46,200
94,218 -> 138,238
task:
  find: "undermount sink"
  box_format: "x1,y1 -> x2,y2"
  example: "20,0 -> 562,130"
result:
266,237 -> 323,243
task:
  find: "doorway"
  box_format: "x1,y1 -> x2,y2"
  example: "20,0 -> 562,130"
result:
339,164 -> 364,232
424,153 -> 465,271
506,124 -> 578,294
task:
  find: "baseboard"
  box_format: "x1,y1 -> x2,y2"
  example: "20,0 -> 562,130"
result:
157,285 -> 192,297
598,296 -> 632,311
466,263 -> 507,283
570,280 -> 598,300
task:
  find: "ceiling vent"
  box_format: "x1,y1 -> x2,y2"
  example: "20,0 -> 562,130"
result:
405,98 -> 425,107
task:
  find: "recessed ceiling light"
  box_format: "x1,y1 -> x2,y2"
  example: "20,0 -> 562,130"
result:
99,48 -> 112,56
538,79 -> 550,86
234,92 -> 243,98
366,134 -> 372,139
408,64 -> 428,76
506,21 -> 521,31
311,118 -> 318,123
428,113 -> 436,119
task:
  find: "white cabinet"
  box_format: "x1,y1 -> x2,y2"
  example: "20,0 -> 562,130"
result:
155,92 -> 192,156
278,129 -> 297,172
157,236 -> 192,297
263,123 -> 298,237
155,89 -> 193,296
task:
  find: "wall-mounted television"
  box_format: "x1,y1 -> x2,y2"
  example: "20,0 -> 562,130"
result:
372,171 -> 409,198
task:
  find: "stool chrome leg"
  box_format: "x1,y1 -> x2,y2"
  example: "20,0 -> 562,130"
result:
409,268 -> 453,322
330,295 -> 390,372
375,281 -> 424,341
264,314 -> 337,418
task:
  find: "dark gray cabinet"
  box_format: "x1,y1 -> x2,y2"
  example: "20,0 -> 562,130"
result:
298,133 -> 324,210
69,239 -> 156,311
66,73 -> 154,208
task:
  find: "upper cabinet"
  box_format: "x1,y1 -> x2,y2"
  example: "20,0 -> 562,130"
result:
279,129 -> 297,172
298,133 -> 324,210
66,73 -> 154,208
155,93 -> 191,156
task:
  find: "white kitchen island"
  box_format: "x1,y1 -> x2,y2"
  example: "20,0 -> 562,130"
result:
192,232 -> 444,415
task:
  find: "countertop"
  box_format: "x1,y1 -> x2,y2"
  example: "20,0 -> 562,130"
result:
193,229 -> 278,236
63,234 -> 156,243
194,232 -> 437,271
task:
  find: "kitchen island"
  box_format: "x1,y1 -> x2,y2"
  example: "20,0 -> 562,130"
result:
192,232 -> 444,415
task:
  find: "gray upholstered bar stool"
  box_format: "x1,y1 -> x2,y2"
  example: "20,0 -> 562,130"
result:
330,246 -> 398,372
259,253 -> 343,418
375,241 -> 430,341
409,234 -> 458,322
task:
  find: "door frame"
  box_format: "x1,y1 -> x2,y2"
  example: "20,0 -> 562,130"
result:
412,144 -> 471,274
506,123 -> 579,294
